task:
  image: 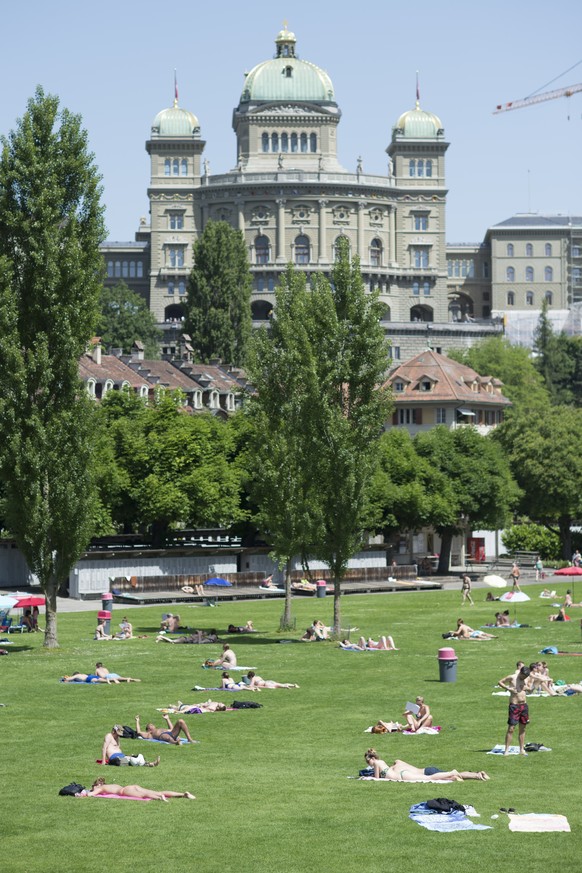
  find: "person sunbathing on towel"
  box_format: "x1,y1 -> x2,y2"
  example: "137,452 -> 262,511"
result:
94,663 -> 141,683
246,671 -> 299,690
403,697 -> 433,732
135,713 -> 195,744
62,672 -> 108,684
156,630 -> 219,644
220,671 -> 248,690
362,749 -> 490,782
228,621 -> 256,633
165,700 -> 228,713
88,777 -> 195,801
339,639 -> 366,650
451,618 -> 496,640
358,635 -> 397,651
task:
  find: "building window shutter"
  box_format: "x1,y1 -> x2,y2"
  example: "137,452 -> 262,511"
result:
392,411 -> 398,425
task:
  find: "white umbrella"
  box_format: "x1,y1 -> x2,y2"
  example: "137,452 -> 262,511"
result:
484,574 -> 507,588
499,591 -> 530,603
0,594 -> 18,610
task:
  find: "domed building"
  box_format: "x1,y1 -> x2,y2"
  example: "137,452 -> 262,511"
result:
104,26 -> 502,358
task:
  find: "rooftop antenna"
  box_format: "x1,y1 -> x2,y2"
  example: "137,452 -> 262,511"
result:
174,69 -> 179,108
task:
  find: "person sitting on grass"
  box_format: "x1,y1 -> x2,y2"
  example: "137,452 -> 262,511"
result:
101,726 -> 160,767
159,614 -> 184,633
548,607 -> 570,622
246,671 -> 299,690
88,777 -> 195,801
114,617 -> 133,639
156,629 -> 219,645
361,749 -> 490,782
403,697 -> 433,732
135,713 -> 195,744
94,620 -> 112,641
495,610 -> 511,627
451,618 -> 497,640
94,663 -> 141,683
207,643 -> 237,667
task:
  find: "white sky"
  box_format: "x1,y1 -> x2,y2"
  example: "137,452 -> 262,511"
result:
3,0 -> 582,243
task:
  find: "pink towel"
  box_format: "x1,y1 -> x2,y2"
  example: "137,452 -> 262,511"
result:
93,793 -> 151,801
508,814 -> 570,832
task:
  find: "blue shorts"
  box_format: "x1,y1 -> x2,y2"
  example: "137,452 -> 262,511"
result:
424,767 -> 443,776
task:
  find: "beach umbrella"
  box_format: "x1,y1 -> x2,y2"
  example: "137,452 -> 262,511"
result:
498,591 -> 530,603
554,567 -> 582,576
0,594 -> 18,610
13,595 -> 45,608
484,574 -> 507,588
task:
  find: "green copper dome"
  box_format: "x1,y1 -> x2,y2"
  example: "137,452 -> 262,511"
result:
240,27 -> 335,104
393,103 -> 443,139
151,103 -> 200,137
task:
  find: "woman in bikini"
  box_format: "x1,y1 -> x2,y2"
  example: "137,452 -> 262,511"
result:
246,671 -> 299,689
362,750 -> 489,782
89,777 -> 195,801
360,635 -> 397,651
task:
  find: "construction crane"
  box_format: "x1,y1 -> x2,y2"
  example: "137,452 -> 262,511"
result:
494,82 -> 582,113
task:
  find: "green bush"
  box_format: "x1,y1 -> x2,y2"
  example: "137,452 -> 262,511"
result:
501,523 -> 561,561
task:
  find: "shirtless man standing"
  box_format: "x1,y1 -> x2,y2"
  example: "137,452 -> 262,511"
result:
135,713 -> 195,744
101,726 -> 159,767
498,664 -> 532,755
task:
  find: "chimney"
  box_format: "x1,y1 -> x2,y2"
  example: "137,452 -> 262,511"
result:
92,343 -> 102,366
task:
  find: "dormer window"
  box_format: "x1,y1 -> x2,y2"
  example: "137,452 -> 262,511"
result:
283,66 -> 293,78
420,380 -> 432,392
394,381 -> 404,393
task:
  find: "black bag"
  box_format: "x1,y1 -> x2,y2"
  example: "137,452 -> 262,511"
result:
59,782 -> 86,796
232,700 -> 263,709
524,742 -> 544,752
120,725 -> 138,739
442,632 -> 454,639
359,767 -> 374,777
426,797 -> 466,813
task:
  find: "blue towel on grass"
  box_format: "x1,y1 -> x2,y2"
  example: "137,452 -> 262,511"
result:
138,736 -> 194,745
409,803 -> 491,832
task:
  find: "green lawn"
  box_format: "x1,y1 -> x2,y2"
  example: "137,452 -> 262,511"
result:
2,585 -> 580,873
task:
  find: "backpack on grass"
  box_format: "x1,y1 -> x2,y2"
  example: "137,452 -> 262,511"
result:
59,783 -> 86,796
232,700 -> 263,709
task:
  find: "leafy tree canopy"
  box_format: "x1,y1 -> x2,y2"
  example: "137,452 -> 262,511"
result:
98,282 -> 161,358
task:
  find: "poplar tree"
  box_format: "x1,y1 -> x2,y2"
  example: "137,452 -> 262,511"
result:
186,221 -> 252,366
0,88 -> 105,647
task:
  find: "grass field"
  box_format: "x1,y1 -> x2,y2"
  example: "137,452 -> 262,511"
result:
1,584 -> 580,873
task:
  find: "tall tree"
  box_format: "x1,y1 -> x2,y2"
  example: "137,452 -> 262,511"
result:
186,221 -> 252,366
448,336 -> 550,414
98,282 -> 161,358
533,300 -> 574,405
414,426 -> 519,573
0,88 -> 105,647
247,240 -> 391,634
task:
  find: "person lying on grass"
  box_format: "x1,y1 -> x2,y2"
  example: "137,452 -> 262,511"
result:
221,671 -> 249,690
62,672 -> 109,683
88,777 -> 195,801
339,635 -> 396,650
228,621 -> 256,633
95,663 -> 141,683
156,630 -> 219,644
245,671 -> 299,690
451,618 -> 497,640
162,700 -> 228,714
135,713 -> 195,744
362,749 -> 490,782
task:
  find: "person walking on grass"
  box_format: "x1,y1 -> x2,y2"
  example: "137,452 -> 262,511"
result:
509,562 -> 521,592
461,573 -> 474,606
498,664 -> 531,756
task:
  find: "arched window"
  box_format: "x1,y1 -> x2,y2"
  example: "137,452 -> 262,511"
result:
164,159 -> 171,176
168,281 -> 174,295
506,266 -> 515,282
370,238 -> 382,267
164,303 -> 185,321
310,133 -> 317,152
114,261 -> 121,278
262,133 -> 269,153
300,133 -> 307,153
107,261 -> 114,278
256,277 -> 264,292
295,235 -> 310,265
281,133 -> 288,152
526,243 -> 533,257
545,290 -> 553,304
545,243 -> 552,257
255,235 -> 270,265
507,291 -> 515,305
410,304 -> 433,322
181,159 -> 187,176
507,243 -> 514,257
172,158 -> 179,176
129,261 -> 136,278
409,160 -> 415,177
251,300 -> 272,320
526,291 -> 534,305
423,281 -> 431,296
86,379 -> 96,398
426,159 -> 433,177
271,133 -> 279,152
178,281 -> 186,295
378,303 -> 390,322
545,266 -> 553,281
525,266 -> 534,282
417,159 -> 424,177
291,133 -> 298,152
412,281 -> 420,296
137,262 -> 143,278
122,261 -> 129,278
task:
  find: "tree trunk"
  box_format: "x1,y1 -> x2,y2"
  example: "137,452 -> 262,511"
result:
43,576 -> 59,648
282,559 -> 293,628
333,575 -> 342,637
437,531 -> 453,574
559,516 -> 573,561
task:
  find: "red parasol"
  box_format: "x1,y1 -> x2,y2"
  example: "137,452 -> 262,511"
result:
13,595 -> 45,608
554,567 -> 582,576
